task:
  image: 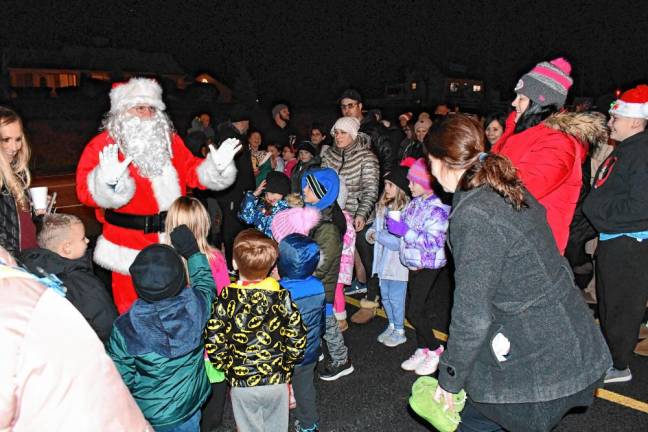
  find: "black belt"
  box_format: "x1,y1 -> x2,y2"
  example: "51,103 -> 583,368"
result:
104,210 -> 167,234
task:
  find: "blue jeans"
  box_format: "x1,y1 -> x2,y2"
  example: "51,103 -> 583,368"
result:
156,410 -> 201,432
379,279 -> 407,330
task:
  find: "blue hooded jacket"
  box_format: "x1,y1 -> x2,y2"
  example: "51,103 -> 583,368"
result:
301,167 -> 340,211
278,234 -> 325,365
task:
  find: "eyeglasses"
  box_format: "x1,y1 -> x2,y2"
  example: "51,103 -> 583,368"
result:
130,105 -> 156,114
340,102 -> 358,110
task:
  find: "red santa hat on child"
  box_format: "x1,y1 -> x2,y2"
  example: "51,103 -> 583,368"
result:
609,85 -> 648,119
109,77 -> 166,114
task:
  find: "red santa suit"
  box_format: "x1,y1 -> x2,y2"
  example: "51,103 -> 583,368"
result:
76,78 -> 236,313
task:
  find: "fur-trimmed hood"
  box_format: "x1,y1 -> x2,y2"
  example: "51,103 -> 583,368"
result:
543,111 -> 609,152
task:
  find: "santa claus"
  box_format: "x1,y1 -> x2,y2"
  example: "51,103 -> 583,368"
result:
76,77 -> 239,313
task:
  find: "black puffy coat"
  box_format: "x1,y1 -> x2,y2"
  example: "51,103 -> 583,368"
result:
359,116 -> 394,180
20,248 -> 118,343
0,187 -> 20,257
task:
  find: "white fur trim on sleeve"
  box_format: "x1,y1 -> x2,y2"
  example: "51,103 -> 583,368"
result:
196,157 -> 237,191
93,235 -> 140,275
334,310 -> 347,320
87,165 -> 136,209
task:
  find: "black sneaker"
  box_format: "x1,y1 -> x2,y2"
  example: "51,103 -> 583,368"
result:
319,358 -> 354,381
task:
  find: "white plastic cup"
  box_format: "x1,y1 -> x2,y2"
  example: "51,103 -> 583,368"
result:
388,210 -> 401,222
29,186 -> 48,211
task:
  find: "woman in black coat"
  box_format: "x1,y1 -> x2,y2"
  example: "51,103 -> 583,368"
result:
425,115 -> 611,432
0,106 -> 38,256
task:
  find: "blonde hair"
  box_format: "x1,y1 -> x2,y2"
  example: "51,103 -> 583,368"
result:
285,192 -> 304,208
0,107 -> 31,211
378,180 -> 410,213
37,213 -> 82,251
164,196 -> 215,260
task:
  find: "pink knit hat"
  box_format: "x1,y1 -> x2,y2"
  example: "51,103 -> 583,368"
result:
407,158 -> 433,192
271,207 -> 321,243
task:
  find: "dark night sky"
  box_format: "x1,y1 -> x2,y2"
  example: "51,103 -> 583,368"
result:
3,0 -> 648,105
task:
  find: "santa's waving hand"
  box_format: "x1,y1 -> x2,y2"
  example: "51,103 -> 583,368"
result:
76,77 -> 238,313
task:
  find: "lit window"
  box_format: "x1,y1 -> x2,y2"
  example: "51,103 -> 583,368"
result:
201,78 -> 208,83
450,82 -> 459,92
410,82 -> 417,91
473,84 -> 482,92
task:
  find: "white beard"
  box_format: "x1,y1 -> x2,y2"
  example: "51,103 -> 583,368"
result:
105,111 -> 173,178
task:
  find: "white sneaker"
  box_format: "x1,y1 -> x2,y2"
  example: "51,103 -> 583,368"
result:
384,330 -> 407,347
415,348 -> 443,376
401,348 -> 427,371
377,324 -> 395,344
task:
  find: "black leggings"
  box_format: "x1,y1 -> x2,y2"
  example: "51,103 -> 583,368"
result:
200,381 -> 227,432
406,267 -> 448,350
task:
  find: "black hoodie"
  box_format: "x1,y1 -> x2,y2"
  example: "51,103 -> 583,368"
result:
20,248 -> 117,343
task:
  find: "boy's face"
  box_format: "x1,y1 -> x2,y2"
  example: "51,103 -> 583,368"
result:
302,185 -> 319,204
298,149 -> 313,163
62,222 -> 89,260
265,191 -> 283,206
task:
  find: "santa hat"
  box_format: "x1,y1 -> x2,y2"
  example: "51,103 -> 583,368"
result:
271,207 -> 321,243
110,77 -> 166,114
609,85 -> 648,119
515,57 -> 573,108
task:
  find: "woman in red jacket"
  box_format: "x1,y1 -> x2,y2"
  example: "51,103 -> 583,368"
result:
492,58 -> 605,254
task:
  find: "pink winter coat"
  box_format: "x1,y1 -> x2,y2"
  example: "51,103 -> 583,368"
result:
0,254 -> 151,431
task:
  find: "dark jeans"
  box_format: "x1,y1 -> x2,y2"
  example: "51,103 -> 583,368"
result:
292,362 -> 318,430
406,267 -> 446,350
460,379 -> 600,432
356,224 -> 379,301
200,381 -> 227,432
157,409 -> 201,432
596,236 -> 648,369
216,198 -> 247,270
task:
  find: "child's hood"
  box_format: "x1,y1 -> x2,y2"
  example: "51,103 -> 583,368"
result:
277,234 -> 320,279
114,287 -> 207,358
20,247 -> 92,275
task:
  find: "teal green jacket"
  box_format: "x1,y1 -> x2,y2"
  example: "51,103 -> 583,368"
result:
107,253 -> 216,429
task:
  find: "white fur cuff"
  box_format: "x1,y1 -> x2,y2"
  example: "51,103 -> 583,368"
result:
87,166 -> 136,209
93,235 -> 140,275
196,157 -> 237,191
334,310 -> 348,320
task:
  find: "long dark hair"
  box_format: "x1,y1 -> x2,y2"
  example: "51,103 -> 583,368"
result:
425,115 -> 528,210
514,99 -> 559,134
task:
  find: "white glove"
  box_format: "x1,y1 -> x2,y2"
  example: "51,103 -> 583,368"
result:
99,144 -> 133,186
208,138 -> 242,171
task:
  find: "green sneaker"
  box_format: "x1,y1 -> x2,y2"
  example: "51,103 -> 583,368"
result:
409,376 -> 466,432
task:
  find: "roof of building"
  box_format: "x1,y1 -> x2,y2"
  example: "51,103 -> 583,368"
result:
6,46 -> 185,76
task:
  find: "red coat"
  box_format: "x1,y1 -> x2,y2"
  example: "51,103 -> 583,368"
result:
76,131 -> 236,275
492,112 -> 586,254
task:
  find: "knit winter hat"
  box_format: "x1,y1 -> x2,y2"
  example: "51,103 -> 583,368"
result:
515,57 -> 573,108
338,88 -> 363,104
271,207 -> 321,243
110,77 -> 166,114
296,140 -> 318,158
609,84 -> 648,119
272,104 -> 288,118
302,167 -> 340,210
265,171 -> 291,197
331,117 -> 360,140
399,112 -> 413,123
130,244 -> 186,302
407,158 -> 433,192
384,166 -> 411,196
415,117 -> 433,131
277,233 -> 321,280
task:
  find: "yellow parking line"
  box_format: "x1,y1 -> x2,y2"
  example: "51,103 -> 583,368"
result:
345,296 -> 648,414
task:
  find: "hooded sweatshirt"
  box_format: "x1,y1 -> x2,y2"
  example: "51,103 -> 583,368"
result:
20,248 -> 117,343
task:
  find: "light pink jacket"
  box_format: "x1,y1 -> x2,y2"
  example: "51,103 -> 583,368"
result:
0,255 -> 151,432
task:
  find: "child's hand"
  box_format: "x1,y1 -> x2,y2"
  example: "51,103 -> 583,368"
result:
253,180 -> 267,197
386,217 -> 408,237
170,225 -> 200,258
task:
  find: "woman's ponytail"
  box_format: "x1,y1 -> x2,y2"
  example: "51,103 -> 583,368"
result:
425,115 -> 528,210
